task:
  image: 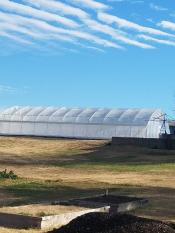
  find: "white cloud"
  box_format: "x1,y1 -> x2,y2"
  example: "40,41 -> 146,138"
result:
23,0 -> 89,19
107,0 -> 144,3
69,0 -> 109,10
0,20 -> 45,40
159,21 -> 175,31
0,0 -> 175,53
23,0 -> 153,49
0,30 -> 33,45
0,12 -> 121,49
82,17 -> 154,49
0,0 -> 79,28
138,34 -> 175,46
98,12 -> 174,38
150,3 -> 168,12
0,12 -> 76,43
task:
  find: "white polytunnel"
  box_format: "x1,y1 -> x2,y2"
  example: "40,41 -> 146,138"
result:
0,106 -> 170,139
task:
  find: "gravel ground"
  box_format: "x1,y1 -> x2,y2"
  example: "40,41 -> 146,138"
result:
47,213 -> 175,233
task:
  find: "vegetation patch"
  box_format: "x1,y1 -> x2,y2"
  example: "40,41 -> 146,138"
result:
0,169 -> 18,180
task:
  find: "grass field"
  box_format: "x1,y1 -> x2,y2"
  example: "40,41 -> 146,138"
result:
0,136 -> 174,233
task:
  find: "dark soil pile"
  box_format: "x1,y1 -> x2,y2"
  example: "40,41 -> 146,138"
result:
47,213 -> 175,233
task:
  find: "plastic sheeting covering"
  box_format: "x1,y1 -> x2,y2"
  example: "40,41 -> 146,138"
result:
0,106 -> 170,139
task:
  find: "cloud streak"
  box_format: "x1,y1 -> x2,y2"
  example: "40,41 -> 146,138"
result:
0,0 -> 78,28
159,21 -> 175,31
0,12 -> 121,49
0,85 -> 17,94
0,30 -> 33,45
82,17 -> 154,49
0,0 -> 175,54
70,0 -> 109,10
24,0 -> 154,48
98,12 -> 174,37
23,0 -> 89,19
138,34 -> 175,46
150,3 -> 168,12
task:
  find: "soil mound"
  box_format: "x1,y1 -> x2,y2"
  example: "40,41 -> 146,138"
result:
47,213 -> 175,233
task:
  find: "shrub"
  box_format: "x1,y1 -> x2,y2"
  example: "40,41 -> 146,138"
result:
0,169 -> 18,179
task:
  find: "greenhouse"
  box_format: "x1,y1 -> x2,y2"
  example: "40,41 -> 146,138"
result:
0,106 -> 170,139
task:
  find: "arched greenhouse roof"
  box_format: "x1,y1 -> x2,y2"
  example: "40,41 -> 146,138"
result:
0,106 -> 163,125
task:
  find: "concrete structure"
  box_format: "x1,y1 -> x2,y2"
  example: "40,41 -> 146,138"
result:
0,106 -> 170,139
0,206 -> 109,230
0,197 -> 147,230
112,135 -> 175,150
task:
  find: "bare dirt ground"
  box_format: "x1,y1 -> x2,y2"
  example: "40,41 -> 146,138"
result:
0,136 -> 174,233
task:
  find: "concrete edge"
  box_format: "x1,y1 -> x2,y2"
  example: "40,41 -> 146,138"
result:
41,206 -> 110,229
0,199 -> 148,230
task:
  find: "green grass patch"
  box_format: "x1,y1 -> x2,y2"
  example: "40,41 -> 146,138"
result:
0,179 -> 108,206
60,162 -> 175,172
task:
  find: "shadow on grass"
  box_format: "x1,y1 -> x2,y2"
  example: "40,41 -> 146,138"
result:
0,180 -> 174,221
0,179 -> 110,206
39,144 -> 174,171
55,144 -> 175,167
0,143 -> 175,171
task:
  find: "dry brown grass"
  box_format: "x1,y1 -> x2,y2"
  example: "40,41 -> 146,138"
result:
0,136 -> 105,157
0,204 -> 87,217
0,227 -> 42,233
0,136 -> 174,232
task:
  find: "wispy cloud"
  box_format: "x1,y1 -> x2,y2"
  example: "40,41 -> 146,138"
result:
0,85 -> 31,95
159,21 -> 175,31
0,13 -> 76,43
0,0 -> 175,54
0,0 -> 78,28
98,12 -> 174,37
107,0 -> 144,4
150,3 -> 168,12
82,17 -> 154,49
138,34 -> 175,46
23,0 -> 89,19
0,12 -> 120,49
25,0 -> 153,49
0,30 -> 33,45
69,0 -> 109,10
0,85 -> 17,94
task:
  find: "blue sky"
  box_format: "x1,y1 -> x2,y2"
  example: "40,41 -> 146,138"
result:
0,0 -> 175,116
